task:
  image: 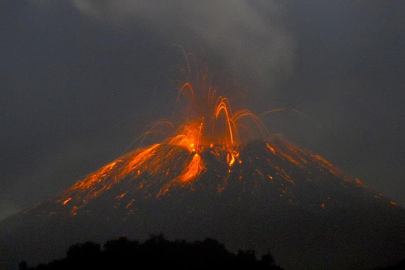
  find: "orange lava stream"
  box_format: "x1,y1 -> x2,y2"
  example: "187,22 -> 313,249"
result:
54,49 -> 274,215
177,154 -> 205,183
53,50 -> 374,216
158,153 -> 205,196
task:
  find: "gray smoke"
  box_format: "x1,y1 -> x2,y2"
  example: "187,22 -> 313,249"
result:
69,0 -> 295,89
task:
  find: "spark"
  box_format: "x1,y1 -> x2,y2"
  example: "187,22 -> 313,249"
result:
54,50 -> 366,217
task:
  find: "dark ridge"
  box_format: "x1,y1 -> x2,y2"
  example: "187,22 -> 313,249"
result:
374,257 -> 405,270
19,235 -> 283,270
1,137 -> 405,270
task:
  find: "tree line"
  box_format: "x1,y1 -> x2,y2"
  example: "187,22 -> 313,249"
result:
20,234 -> 283,270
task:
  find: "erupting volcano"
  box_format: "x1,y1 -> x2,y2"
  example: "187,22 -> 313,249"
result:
55,52 -> 271,211
1,52 -> 405,270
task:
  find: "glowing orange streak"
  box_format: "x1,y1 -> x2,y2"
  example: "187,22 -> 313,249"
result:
169,134 -> 197,152
260,108 -> 287,116
233,109 -> 260,122
208,87 -> 217,104
119,144 -> 160,177
195,122 -> 203,150
71,161 -> 117,191
169,134 -> 190,145
266,143 -> 276,154
122,121 -> 173,155
158,153 -> 205,196
58,160 -> 121,215
178,154 -> 204,183
215,97 -> 234,115
235,122 -> 250,133
186,52 -> 199,80
227,153 -> 236,167
178,83 -> 195,102
279,152 -> 302,167
171,44 -> 192,80
215,98 -> 235,145
261,108 -> 320,128
62,198 -> 71,205
233,110 -> 262,128
233,110 -> 270,137
168,122 -> 203,153
229,119 -> 239,144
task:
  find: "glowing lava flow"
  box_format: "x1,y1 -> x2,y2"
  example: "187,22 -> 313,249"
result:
158,153 -> 205,196
54,50 -> 270,214
55,51 -> 330,216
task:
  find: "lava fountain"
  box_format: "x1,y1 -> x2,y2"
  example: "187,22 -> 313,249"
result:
55,49 -> 272,215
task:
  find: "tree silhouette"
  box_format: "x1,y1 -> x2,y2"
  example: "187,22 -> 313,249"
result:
22,235 -> 283,270
375,257 -> 405,270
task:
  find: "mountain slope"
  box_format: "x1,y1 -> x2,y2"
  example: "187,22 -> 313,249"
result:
1,135 -> 404,270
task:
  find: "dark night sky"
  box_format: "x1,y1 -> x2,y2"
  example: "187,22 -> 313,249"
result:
1,0 -> 405,220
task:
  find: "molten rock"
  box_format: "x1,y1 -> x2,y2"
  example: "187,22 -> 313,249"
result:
1,136 -> 404,270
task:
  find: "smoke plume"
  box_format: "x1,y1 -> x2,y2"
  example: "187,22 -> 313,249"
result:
69,0 -> 295,89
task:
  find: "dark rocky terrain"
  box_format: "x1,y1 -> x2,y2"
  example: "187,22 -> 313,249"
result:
1,136 -> 404,270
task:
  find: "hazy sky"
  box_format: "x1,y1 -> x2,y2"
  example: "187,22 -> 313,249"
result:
1,0 -> 405,219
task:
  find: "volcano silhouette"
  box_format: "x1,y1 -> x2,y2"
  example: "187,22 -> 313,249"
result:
1,135 -> 405,270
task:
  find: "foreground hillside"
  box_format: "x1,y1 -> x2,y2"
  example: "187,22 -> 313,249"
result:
1,137 -> 405,270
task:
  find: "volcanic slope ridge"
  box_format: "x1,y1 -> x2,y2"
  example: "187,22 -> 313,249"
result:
1,135 -> 405,270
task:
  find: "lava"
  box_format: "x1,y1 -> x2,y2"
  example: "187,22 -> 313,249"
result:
54,49 -> 267,214
53,50 -> 374,217
159,153 -> 205,196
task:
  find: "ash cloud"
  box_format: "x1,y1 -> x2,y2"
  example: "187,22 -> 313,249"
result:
69,0 -> 295,90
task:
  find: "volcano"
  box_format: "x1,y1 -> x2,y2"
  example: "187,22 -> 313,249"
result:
2,53 -> 405,269
1,135 -> 405,270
